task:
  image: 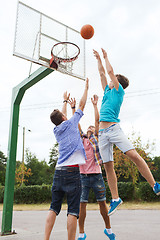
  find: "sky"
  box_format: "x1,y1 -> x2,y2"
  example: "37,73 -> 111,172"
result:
0,0 -> 160,163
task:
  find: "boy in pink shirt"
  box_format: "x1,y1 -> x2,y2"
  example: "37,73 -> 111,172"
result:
69,95 -> 116,240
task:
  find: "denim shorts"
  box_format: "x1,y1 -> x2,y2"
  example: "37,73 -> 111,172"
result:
50,167 -> 81,218
80,173 -> 106,202
99,123 -> 134,163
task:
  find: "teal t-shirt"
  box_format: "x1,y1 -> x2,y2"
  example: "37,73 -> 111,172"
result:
100,83 -> 125,122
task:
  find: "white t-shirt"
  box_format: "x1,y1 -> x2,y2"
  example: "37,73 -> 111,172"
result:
56,150 -> 86,168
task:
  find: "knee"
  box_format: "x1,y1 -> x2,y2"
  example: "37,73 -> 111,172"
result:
126,149 -> 142,163
80,202 -> 87,209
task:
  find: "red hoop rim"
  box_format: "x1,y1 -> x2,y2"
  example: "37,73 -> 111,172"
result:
51,42 -> 80,63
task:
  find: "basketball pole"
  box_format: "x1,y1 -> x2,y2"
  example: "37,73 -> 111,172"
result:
1,66 -> 54,235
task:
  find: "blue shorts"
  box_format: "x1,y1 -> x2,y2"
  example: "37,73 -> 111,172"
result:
50,167 -> 81,218
99,123 -> 134,163
80,173 -> 106,202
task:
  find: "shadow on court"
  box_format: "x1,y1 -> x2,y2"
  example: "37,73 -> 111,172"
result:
0,210 -> 160,240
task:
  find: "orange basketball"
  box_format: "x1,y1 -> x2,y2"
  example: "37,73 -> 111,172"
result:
80,24 -> 94,40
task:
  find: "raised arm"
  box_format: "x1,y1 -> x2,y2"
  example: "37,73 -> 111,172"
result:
91,94 -> 99,134
61,91 -> 70,117
78,78 -> 89,112
68,97 -> 82,133
68,97 -> 76,115
93,49 -> 108,91
101,48 -> 119,91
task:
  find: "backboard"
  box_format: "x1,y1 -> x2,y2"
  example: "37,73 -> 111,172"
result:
13,1 -> 86,80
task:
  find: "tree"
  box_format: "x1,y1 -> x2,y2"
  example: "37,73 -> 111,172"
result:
113,145 -> 139,184
25,149 -> 52,185
15,163 -> 32,186
0,150 -> 7,185
49,142 -> 59,173
113,131 -> 156,185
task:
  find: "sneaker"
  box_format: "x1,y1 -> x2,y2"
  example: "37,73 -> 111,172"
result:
108,198 -> 123,216
104,229 -> 116,240
153,182 -> 160,196
78,233 -> 87,240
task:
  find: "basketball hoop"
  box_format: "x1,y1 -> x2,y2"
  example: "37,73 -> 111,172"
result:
50,42 -> 80,69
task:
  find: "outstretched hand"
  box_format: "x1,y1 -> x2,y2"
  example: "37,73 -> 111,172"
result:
101,48 -> 107,59
68,97 -> 76,108
63,91 -> 70,101
93,49 -> 101,60
91,94 -> 99,105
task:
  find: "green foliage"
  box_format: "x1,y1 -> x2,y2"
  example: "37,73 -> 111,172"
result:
104,182 -> 135,202
12,182 -> 135,204
117,182 -> 135,201
0,150 -> 7,185
0,150 -> 7,163
14,185 -> 52,203
138,182 -> 160,201
0,182 -> 157,204
25,149 -> 53,185
114,146 -> 139,185
0,186 -> 4,203
114,130 -> 156,185
49,142 -> 59,173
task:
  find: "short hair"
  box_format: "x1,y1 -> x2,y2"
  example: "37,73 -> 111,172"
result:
88,125 -> 95,129
116,74 -> 129,89
50,109 -> 63,126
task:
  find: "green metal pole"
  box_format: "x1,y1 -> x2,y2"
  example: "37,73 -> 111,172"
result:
1,66 -> 53,235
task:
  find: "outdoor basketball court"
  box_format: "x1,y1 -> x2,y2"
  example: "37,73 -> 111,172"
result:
0,209 -> 160,240
1,1 -> 160,239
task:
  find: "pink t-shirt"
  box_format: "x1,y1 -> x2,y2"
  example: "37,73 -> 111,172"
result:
80,138 -> 102,174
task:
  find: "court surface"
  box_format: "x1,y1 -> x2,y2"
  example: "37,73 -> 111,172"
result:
0,210 -> 160,240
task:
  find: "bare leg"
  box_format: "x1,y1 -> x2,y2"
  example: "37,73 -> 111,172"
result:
126,149 -> 155,188
98,201 -> 111,229
104,162 -> 119,199
78,202 -> 87,233
67,214 -> 77,240
44,210 -> 56,240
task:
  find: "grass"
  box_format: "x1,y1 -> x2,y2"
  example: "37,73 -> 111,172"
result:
0,202 -> 160,211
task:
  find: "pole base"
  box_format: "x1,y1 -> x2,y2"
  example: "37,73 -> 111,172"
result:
1,229 -> 17,236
